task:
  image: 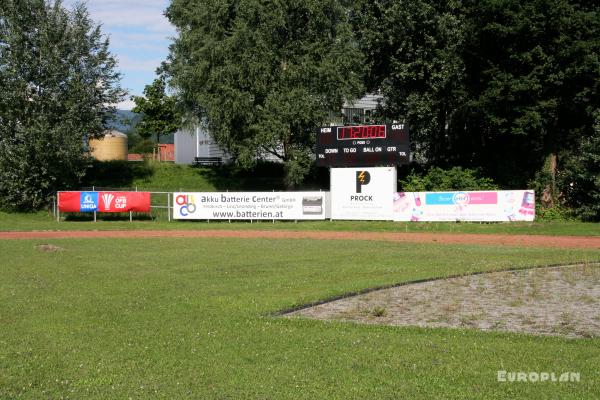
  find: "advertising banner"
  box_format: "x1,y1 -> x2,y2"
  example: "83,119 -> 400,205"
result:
58,191 -> 151,213
173,192 -> 329,220
97,192 -> 151,212
393,190 -> 535,222
330,167 -> 397,220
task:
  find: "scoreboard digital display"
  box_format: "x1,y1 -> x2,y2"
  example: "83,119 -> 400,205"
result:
316,124 -> 409,167
336,125 -> 387,140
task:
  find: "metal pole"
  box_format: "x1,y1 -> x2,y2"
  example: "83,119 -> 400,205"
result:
196,127 -> 200,158
129,211 -> 132,222
94,211 -> 97,222
167,193 -> 171,221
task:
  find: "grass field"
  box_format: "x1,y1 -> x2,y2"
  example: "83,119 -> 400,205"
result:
1,237 -> 600,399
2,211 -> 600,236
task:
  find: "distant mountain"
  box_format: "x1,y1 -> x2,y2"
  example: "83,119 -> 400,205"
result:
106,110 -> 142,133
106,110 -> 175,144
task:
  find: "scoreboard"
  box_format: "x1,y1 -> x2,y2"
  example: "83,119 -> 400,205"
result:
315,124 -> 410,167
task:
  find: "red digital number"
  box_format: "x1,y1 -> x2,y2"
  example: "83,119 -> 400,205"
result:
337,125 -> 386,140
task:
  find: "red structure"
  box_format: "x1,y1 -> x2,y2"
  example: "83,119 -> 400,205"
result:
127,144 -> 174,162
157,144 -> 174,161
127,153 -> 144,161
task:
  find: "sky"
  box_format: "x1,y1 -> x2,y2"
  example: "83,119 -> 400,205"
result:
64,0 -> 176,110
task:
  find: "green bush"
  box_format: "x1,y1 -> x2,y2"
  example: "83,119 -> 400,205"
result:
553,111 -> 600,222
82,160 -> 154,188
399,167 -> 499,192
535,204 -> 574,221
130,139 -> 155,155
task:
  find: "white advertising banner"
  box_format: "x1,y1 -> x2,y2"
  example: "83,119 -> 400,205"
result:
393,190 -> 535,222
330,167 -> 397,220
173,192 -> 329,220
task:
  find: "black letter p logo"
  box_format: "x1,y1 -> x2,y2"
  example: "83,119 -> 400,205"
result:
356,171 -> 371,193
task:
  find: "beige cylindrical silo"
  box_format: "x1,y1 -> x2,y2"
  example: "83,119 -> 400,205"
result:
89,130 -> 128,161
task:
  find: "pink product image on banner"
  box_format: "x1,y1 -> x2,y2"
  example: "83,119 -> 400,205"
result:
393,192 -> 412,213
413,193 -> 422,207
519,191 -> 535,216
467,192 -> 498,205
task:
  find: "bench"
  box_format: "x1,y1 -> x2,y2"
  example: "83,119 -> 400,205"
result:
193,156 -> 223,166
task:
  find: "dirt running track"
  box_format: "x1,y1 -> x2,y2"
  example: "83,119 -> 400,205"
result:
1,230 -> 600,249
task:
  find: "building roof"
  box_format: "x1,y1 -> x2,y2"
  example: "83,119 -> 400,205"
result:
102,130 -> 127,138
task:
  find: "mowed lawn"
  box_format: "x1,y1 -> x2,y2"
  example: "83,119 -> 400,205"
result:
3,211 -> 600,236
1,238 -> 600,399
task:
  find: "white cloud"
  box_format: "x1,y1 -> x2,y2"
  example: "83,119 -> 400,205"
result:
67,0 -> 175,35
115,98 -> 136,110
116,54 -> 164,73
62,1 -> 176,96
109,32 -> 172,52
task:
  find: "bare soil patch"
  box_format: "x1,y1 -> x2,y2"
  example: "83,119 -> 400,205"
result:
1,230 -> 600,249
288,263 -> 600,338
34,243 -> 64,252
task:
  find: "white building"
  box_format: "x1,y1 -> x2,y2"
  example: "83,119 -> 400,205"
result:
174,94 -> 384,165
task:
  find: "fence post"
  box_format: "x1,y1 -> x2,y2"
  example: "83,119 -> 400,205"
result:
92,185 -> 96,222
167,192 -> 171,222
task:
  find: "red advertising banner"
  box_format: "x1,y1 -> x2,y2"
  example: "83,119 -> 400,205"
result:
58,191 -> 83,212
58,191 -> 151,213
97,192 -> 150,212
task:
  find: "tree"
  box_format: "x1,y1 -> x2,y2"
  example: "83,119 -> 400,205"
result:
352,0 -> 467,165
356,0 -> 600,194
166,0 -> 364,185
558,110 -> 600,221
131,76 -> 181,144
0,0 -> 125,211
459,0 -> 600,188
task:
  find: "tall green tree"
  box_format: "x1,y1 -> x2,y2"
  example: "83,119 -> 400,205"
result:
352,0 -> 467,165
131,76 -> 181,144
558,110 -> 600,221
0,0 -> 125,210
166,0 -> 364,185
460,0 -> 600,188
356,0 -> 599,194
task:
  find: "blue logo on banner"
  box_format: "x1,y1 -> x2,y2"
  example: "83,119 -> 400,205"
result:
425,192 -> 455,205
80,191 -> 98,212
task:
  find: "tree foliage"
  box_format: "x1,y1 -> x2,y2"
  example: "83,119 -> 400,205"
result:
399,167 -> 499,192
0,0 -> 124,210
558,111 -> 600,221
131,76 -> 181,143
355,0 -> 600,219
166,0 -> 364,185
355,0 -> 599,182
352,0 -> 466,165
459,0 -> 600,187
